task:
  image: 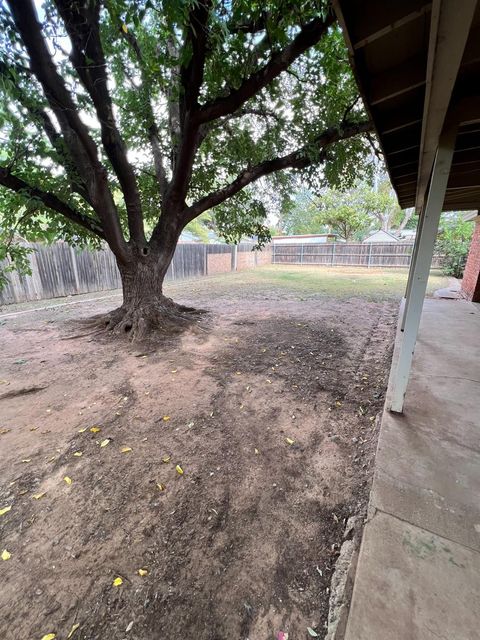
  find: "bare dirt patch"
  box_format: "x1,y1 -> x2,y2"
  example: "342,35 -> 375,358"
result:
0,275 -> 397,640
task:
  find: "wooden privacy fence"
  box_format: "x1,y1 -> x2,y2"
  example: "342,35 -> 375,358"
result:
272,242 -> 444,268
0,241 -> 271,305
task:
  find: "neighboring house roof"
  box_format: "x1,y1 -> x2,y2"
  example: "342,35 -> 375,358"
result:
178,230 -> 223,243
272,234 -> 337,244
463,211 -> 480,222
272,234 -> 337,239
396,229 -> 417,241
362,229 -> 399,243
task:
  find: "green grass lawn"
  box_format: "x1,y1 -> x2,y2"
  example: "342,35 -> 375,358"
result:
180,264 -> 451,302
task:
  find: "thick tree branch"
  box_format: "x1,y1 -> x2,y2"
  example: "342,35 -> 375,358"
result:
196,12 -> 336,124
184,120 -> 374,222
0,61 -> 92,204
180,0 -> 212,121
398,208 -> 414,232
165,1 -> 212,209
54,0 -> 145,246
7,0 -> 129,263
7,1 -> 98,167
0,167 -> 105,239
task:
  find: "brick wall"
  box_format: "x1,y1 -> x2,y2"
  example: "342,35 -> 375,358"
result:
461,219 -> 480,302
255,246 -> 272,265
237,251 -> 256,271
207,252 -> 231,275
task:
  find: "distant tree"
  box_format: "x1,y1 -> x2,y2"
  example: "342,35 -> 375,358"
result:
436,213 -> 473,278
361,178 -> 412,232
183,212 -> 215,243
278,178 -> 414,239
278,189 -> 328,235
316,189 -> 370,240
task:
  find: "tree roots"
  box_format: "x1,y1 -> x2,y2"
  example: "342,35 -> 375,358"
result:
90,295 -> 207,342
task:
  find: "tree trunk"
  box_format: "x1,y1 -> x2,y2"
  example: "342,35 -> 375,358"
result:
103,251 -> 201,341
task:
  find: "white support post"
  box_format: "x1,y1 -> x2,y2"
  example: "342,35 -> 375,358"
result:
390,128 -> 456,414
401,207 -> 425,331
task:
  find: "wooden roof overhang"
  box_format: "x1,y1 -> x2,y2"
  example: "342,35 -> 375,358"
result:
333,0 -> 480,213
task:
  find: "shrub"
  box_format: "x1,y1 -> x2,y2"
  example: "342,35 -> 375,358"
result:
436,216 -> 473,278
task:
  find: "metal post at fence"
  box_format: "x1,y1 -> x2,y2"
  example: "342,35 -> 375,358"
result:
272,243 -> 276,264
300,243 -> 304,265
204,244 -> 208,276
331,243 -> 336,266
232,244 -> 238,272
69,245 -> 81,293
367,242 -> 372,268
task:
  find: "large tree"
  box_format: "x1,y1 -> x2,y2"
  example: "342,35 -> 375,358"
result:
0,0 -> 373,339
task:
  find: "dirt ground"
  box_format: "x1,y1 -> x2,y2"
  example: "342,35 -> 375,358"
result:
0,267 -> 403,640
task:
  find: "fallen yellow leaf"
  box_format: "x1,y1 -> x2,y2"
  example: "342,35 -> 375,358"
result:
285,437 -> 295,445
30,427 -> 39,432
78,427 -> 87,433
171,369 -> 177,373
89,426 -> 101,433
21,458 -> 31,463
100,439 -> 110,447
33,492 -> 46,500
0,428 -> 11,435
162,416 -> 170,422
175,465 -> 184,475
67,623 -> 80,639
162,455 -> 171,463
0,505 -> 12,516
156,483 -> 166,491
41,634 -> 56,640
73,451 -> 82,457
64,476 -> 73,485
112,576 -> 123,587
335,401 -> 342,407
1,549 -> 11,561
121,446 -> 132,453
138,568 -> 148,576
266,379 -> 272,384
254,448 -> 259,455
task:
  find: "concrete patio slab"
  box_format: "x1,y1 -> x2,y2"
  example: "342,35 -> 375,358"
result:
373,376 -> 480,552
345,511 -> 480,640
344,299 -> 480,639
